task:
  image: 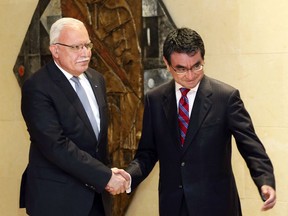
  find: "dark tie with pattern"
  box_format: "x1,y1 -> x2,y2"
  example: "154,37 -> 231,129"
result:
71,76 -> 99,139
178,88 -> 190,146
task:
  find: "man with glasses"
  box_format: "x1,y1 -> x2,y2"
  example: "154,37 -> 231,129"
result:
19,17 -> 130,216
124,27 -> 276,216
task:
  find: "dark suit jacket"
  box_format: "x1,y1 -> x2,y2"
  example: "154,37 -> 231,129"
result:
20,61 -> 112,216
126,75 -> 275,216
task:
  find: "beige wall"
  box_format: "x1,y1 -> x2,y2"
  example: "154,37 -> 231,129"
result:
0,0 -> 287,216
127,0 -> 288,215
0,1 -> 38,216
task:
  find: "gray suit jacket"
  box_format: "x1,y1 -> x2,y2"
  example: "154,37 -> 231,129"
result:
126,75 -> 275,216
20,60 -> 112,216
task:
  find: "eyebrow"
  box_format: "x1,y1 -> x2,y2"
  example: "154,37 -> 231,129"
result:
174,61 -> 201,68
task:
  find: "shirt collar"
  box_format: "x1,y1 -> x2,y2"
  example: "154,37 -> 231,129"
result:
175,81 -> 200,94
54,60 -> 86,80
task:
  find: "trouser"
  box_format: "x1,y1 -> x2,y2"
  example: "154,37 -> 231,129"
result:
88,193 -> 105,216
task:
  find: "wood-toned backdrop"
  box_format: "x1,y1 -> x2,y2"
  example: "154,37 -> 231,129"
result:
61,1 -> 143,215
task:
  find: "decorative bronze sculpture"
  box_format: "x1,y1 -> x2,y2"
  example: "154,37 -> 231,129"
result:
61,1 -> 143,214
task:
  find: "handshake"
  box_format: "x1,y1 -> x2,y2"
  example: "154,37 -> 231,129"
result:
105,168 -> 131,195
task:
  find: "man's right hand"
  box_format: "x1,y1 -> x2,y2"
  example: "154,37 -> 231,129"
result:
105,168 -> 130,195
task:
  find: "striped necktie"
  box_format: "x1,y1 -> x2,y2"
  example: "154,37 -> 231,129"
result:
178,88 -> 190,146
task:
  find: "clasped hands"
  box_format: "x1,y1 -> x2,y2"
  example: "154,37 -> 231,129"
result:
105,168 -> 131,195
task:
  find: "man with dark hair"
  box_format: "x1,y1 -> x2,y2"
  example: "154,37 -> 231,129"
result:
125,27 -> 276,216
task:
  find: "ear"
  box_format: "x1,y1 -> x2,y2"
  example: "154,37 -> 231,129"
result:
162,56 -> 170,70
49,44 -> 59,58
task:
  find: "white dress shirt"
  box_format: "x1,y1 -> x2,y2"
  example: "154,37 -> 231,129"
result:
175,82 -> 200,117
54,61 -> 101,131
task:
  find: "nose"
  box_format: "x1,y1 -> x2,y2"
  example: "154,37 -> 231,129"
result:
79,45 -> 90,55
184,70 -> 195,78
83,44 -> 90,50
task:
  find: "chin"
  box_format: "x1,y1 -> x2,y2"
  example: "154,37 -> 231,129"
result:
186,81 -> 200,89
78,64 -> 89,70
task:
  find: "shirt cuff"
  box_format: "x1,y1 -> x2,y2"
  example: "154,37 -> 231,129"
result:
126,173 -> 132,193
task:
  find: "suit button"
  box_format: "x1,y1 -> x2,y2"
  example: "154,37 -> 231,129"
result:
181,162 -> 185,166
178,185 -> 183,189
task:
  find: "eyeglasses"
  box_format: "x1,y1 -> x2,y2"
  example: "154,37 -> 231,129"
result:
53,42 -> 93,52
170,63 -> 204,74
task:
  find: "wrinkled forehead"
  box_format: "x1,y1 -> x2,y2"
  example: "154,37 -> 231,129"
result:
59,25 -> 89,42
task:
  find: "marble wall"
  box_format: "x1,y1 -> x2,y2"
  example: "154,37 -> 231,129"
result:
0,1 -> 38,216
127,0 -> 288,215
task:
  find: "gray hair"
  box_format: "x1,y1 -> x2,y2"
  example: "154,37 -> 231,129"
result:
49,17 -> 85,45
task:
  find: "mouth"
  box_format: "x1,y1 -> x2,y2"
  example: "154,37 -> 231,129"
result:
76,58 -> 90,63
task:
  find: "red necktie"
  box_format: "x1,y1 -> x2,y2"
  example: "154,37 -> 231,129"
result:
178,88 -> 190,146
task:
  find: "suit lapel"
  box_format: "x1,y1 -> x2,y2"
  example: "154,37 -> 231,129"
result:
182,76 -> 213,153
162,81 -> 182,149
85,69 -> 107,141
47,62 -> 97,140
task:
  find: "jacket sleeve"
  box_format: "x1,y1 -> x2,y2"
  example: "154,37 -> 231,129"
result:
227,89 -> 276,193
126,93 -> 158,190
21,73 -> 112,193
